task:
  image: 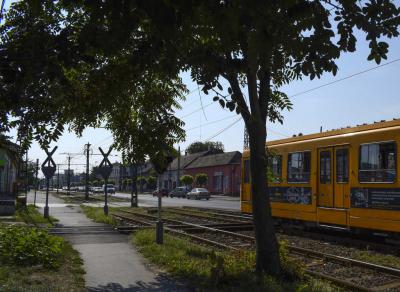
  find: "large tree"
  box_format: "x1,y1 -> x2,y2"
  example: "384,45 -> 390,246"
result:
1,0 -> 399,276
186,141 -> 224,154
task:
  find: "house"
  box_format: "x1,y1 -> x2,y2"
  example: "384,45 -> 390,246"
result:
184,151 -> 242,196
108,161 -> 157,191
157,151 -> 209,190
0,138 -> 20,215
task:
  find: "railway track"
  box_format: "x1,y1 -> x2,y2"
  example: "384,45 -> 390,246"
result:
169,207 -> 400,256
112,208 -> 400,292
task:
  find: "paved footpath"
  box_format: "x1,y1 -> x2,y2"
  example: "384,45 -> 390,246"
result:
27,191 -> 187,291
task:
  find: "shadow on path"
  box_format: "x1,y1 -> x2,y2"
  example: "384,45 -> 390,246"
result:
87,274 -> 189,291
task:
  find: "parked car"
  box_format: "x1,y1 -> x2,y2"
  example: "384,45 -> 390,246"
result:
91,186 -> 103,194
78,186 -> 86,192
102,184 -> 115,194
186,188 -> 210,200
152,188 -> 168,197
169,187 -> 189,198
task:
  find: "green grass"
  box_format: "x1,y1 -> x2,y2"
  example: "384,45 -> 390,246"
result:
353,250 -> 400,269
53,191 -> 131,203
132,229 -> 341,291
15,205 -> 58,227
0,241 -> 85,292
80,205 -> 119,225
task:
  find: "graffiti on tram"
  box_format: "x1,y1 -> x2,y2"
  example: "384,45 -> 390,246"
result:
268,186 -> 312,205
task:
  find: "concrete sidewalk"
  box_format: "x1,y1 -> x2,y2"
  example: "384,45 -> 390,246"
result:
28,191 -> 187,291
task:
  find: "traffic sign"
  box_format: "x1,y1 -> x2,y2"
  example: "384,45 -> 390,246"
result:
98,147 -> 113,180
41,147 -> 57,179
42,166 -> 56,179
97,166 -> 112,180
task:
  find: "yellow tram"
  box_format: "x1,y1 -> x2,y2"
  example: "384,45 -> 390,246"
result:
241,119 -> 400,236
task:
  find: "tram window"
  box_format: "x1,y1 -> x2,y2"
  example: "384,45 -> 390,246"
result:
244,159 -> 250,183
287,151 -> 311,183
336,148 -> 349,183
268,155 -> 282,182
320,150 -> 331,184
359,142 -> 396,183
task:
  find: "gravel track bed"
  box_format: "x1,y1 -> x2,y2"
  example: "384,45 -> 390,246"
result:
191,231 -> 255,249
306,261 -> 397,288
238,230 -> 400,267
163,213 -> 229,225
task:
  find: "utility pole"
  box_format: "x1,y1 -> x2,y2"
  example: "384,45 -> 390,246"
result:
57,164 -> 60,193
177,146 -> 181,187
131,164 -> 138,207
67,156 -> 71,195
33,159 -> 39,207
25,151 -> 28,196
85,142 -> 91,200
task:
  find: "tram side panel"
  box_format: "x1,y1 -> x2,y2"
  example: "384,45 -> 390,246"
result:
347,134 -> 400,233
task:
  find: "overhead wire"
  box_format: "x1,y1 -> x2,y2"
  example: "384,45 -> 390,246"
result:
205,117 -> 243,141
291,58 -> 400,98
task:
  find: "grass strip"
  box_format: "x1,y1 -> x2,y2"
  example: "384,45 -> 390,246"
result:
15,205 -> 58,227
132,229 -> 341,291
52,191 -> 130,204
80,205 -> 119,225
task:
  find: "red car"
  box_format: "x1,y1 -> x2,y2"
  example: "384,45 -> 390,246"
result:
152,188 -> 168,197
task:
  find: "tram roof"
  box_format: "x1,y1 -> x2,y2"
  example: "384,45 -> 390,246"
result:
266,118 -> 400,147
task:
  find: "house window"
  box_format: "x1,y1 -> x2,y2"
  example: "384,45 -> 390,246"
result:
336,148 -> 349,183
288,151 -> 311,183
268,155 -> 282,182
359,142 -> 396,183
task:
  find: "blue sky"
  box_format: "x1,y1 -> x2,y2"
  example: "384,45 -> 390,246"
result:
4,2 -> 400,174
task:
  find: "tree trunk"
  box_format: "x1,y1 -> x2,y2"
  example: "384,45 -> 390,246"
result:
248,120 -> 281,275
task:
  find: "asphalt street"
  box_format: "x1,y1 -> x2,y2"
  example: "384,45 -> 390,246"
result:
112,192 -> 241,210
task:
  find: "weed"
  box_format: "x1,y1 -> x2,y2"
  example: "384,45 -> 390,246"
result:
132,229 -> 337,291
0,226 -> 64,269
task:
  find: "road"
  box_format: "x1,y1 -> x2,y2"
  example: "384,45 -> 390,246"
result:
29,190 -> 240,211
112,192 -> 241,211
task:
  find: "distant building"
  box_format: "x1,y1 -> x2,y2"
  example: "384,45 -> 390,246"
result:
157,151 -> 209,191
184,151 -> 242,196
0,138 -> 20,215
107,161 -> 157,191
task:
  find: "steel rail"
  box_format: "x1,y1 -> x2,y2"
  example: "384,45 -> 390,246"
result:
166,207 -> 251,223
111,212 -> 237,250
181,206 -> 253,221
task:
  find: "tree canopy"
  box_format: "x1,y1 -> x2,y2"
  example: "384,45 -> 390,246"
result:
180,175 -> 194,187
0,1 -> 186,169
186,141 -> 224,154
1,0 -> 399,276
195,173 -> 208,187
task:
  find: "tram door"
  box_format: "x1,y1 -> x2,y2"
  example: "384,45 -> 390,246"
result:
318,148 -> 334,207
318,147 -> 350,208
333,147 -> 350,209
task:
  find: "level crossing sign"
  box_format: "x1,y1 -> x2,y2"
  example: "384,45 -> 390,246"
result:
97,147 -> 113,179
41,146 -> 57,179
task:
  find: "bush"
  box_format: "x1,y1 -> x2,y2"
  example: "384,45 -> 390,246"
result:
0,226 -> 64,269
180,175 -> 194,187
195,173 -> 208,187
